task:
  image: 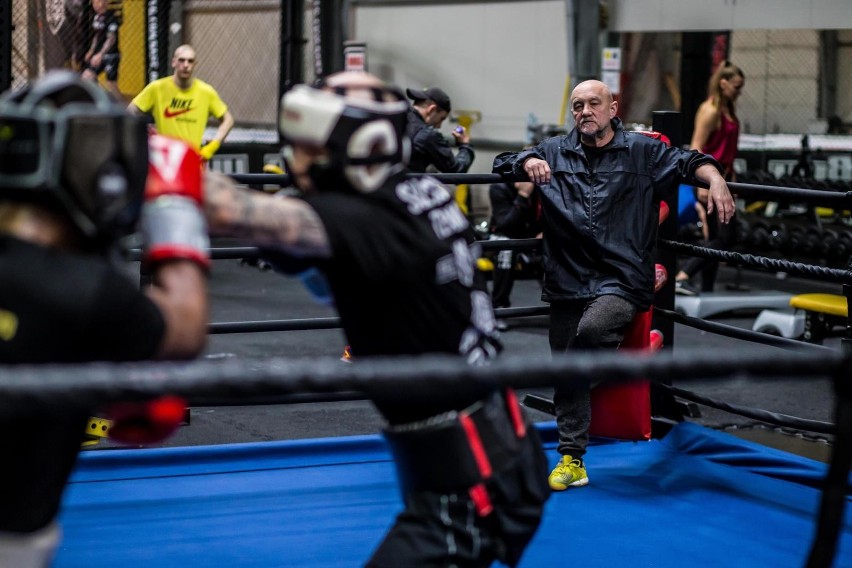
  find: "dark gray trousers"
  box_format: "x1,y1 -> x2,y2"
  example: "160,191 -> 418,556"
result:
548,295 -> 637,459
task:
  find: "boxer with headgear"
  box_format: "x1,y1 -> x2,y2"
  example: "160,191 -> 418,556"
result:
0,70 -> 209,567
204,70 -> 549,568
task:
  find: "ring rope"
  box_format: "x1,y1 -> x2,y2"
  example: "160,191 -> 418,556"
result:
658,240 -> 852,284
654,307 -> 835,353
208,306 -> 549,334
129,238 -> 851,287
657,383 -> 836,434
125,238 -> 544,262
0,349 -> 846,415
209,316 -> 341,334
229,173 -> 852,207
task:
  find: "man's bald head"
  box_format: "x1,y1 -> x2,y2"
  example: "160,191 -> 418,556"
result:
570,79 -> 618,146
571,80 -> 613,104
173,44 -> 196,61
171,44 -> 197,87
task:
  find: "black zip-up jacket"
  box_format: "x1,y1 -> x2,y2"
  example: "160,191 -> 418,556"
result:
406,108 -> 475,173
492,117 -> 722,310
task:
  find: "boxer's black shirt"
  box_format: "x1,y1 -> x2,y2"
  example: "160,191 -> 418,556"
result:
91,11 -> 121,56
0,235 -> 165,363
301,175 -> 500,423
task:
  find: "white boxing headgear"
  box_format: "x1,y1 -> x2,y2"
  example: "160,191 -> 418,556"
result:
278,83 -> 410,193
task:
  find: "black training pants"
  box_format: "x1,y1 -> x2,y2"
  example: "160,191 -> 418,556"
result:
366,427 -> 549,568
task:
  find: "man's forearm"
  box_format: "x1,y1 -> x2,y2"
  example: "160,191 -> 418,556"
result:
694,163 -> 725,186
99,35 -> 116,57
204,172 -> 331,257
213,111 -> 235,144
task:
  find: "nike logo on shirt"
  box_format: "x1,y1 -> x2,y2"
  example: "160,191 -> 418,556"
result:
164,108 -> 192,118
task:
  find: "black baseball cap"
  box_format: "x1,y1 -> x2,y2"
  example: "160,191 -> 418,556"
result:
406,87 -> 451,113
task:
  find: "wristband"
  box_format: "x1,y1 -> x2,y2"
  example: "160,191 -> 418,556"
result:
142,195 -> 211,270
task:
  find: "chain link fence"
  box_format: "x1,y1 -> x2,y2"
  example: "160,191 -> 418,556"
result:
731,29 -> 820,136
7,3 -> 851,153
10,0 -> 282,129
617,28 -> 850,138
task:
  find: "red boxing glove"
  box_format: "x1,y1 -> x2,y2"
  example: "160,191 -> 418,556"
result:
654,263 -> 668,292
634,130 -> 672,147
105,395 -> 187,445
649,329 -> 664,351
658,201 -> 669,225
142,135 -> 210,270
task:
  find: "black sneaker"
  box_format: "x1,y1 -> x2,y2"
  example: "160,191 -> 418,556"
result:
675,280 -> 699,296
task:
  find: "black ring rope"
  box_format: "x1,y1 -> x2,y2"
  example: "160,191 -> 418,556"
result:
210,316 -> 341,334
724,181 -> 852,207
228,172 -> 852,208
480,238 -> 543,252
208,305 -> 549,334
207,247 -> 262,260
206,306 -> 843,440
124,238 -> 543,262
658,239 -> 852,285
0,349 -> 845,415
654,307 -> 834,353
657,383 -> 836,434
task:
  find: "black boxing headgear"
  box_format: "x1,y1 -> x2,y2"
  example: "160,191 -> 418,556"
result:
0,70 -> 148,244
278,82 -> 410,193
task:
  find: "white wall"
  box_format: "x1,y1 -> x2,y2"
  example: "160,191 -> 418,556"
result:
352,0 -> 570,168
352,0 -> 572,218
609,0 -> 852,32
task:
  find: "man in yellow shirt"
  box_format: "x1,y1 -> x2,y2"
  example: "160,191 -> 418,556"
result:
128,44 -> 234,161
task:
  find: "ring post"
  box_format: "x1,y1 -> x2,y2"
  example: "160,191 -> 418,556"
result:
805,353 -> 852,568
843,255 -> 852,354
651,110 -> 687,427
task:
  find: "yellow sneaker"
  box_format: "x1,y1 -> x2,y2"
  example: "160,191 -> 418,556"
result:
548,455 -> 589,491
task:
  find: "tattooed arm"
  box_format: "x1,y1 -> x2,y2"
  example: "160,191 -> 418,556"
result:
204,172 -> 332,257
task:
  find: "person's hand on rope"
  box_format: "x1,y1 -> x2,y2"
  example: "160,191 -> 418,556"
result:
523,157 -> 551,185
707,178 -> 736,224
696,164 -> 735,224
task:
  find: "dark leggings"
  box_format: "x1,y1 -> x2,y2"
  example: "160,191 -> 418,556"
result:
0,414 -> 89,532
680,207 -> 739,292
548,295 -> 637,458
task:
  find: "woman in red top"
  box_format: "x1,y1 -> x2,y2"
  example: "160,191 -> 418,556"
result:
675,62 -> 745,296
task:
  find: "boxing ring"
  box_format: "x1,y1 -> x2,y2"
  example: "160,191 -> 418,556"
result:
55,421 -> 850,568
0,349 -> 847,568
7,170 -> 852,567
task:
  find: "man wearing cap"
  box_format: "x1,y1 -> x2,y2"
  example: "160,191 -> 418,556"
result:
405,86 -> 475,173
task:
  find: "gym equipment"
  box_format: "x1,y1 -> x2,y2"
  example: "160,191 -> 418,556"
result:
676,291 -> 793,319
752,308 -> 806,339
751,292 -> 849,343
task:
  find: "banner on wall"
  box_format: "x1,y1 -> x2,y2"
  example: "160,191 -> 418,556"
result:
601,47 -> 621,95
145,0 -> 171,82
343,42 -> 367,71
